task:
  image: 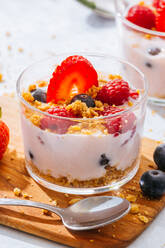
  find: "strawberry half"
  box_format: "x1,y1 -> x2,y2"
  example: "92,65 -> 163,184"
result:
47,55 -> 98,103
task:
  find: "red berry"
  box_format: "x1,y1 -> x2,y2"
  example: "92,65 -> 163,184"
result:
156,2 -> 165,31
98,106 -> 136,136
40,107 -> 75,134
129,90 -> 139,100
153,0 -> 165,9
47,55 -> 98,103
96,79 -> 130,106
106,112 -> 136,137
153,0 -> 159,8
98,105 -> 123,116
0,120 -> 9,159
126,4 -> 156,29
47,107 -> 75,117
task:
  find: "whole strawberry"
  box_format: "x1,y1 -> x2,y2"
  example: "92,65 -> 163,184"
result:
96,79 -> 130,106
126,4 -> 156,29
0,119 -> 9,159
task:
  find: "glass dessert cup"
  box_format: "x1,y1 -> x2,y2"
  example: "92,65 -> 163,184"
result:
115,0 -> 165,105
16,53 -> 147,195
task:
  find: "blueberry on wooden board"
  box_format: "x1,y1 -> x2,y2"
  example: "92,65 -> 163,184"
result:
153,144 -> 165,171
140,170 -> 165,198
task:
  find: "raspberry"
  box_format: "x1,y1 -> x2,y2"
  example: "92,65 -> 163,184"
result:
107,112 -> 136,137
40,107 -> 75,134
47,107 -> 75,117
126,4 -> 156,29
96,79 -> 130,106
0,120 -> 9,159
156,2 -> 165,31
98,106 -> 136,136
98,106 -> 123,116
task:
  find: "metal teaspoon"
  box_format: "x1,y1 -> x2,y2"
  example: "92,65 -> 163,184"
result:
0,196 -> 130,231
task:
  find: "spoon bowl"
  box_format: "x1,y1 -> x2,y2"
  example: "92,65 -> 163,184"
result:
0,196 -> 130,231
63,196 -> 130,230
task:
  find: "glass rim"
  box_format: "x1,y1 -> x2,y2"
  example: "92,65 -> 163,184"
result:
115,1 -> 165,37
16,52 -> 148,121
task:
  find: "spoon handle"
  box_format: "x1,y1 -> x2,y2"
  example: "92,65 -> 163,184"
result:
0,198 -> 64,217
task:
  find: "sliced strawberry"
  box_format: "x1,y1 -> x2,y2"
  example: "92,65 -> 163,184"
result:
47,55 -> 98,103
126,4 -> 156,29
156,2 -> 165,31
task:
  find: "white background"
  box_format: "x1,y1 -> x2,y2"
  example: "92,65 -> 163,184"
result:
0,0 -> 165,247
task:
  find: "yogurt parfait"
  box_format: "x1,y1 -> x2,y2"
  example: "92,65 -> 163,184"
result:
17,54 -> 147,194
115,0 -> 165,104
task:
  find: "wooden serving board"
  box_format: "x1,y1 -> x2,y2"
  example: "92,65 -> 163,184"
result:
0,95 -> 164,248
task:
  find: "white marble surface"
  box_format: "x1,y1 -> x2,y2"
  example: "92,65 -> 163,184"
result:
0,0 -> 165,247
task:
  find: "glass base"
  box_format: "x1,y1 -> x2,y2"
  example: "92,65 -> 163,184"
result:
148,96 -> 165,106
26,160 -> 140,195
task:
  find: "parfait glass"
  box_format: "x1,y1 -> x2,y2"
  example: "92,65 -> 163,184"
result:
17,53 -> 147,195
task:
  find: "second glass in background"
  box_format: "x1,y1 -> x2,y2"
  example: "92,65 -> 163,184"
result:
115,0 -> 165,105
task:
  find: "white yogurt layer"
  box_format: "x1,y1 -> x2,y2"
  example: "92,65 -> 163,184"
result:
121,28 -> 165,98
21,115 -> 141,181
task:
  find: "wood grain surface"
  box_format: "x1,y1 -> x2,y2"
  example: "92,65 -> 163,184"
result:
0,96 -> 164,248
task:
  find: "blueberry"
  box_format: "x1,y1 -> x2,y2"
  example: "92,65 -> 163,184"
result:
29,151 -> 34,160
145,62 -> 152,68
154,144 -> 165,171
140,170 -> 165,198
31,89 -> 47,103
99,154 -> 110,166
148,47 -> 161,56
71,94 -> 95,108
